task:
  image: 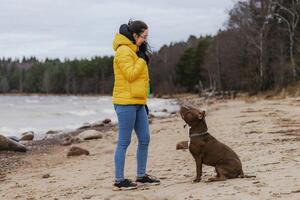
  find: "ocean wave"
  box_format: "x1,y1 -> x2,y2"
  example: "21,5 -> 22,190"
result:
102,109 -> 115,114
0,127 -> 15,136
67,110 -> 97,116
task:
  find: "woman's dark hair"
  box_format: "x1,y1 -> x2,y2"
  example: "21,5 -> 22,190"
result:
122,19 -> 152,55
128,20 -> 148,36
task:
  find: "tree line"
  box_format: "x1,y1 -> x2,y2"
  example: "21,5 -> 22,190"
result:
0,0 -> 299,95
0,56 -> 113,94
151,0 -> 300,94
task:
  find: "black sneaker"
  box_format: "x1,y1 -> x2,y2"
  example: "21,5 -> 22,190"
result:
113,179 -> 138,191
136,174 -> 160,185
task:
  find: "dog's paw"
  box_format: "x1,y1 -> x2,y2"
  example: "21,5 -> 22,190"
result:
205,178 -> 214,183
192,178 -> 201,183
205,177 -> 226,182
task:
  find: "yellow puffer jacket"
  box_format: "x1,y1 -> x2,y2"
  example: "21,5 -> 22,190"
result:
112,33 -> 149,105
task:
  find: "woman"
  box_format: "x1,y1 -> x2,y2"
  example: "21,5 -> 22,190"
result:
112,20 -> 160,190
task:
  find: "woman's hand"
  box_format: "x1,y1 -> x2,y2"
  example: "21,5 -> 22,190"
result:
136,51 -> 149,65
137,42 -> 149,65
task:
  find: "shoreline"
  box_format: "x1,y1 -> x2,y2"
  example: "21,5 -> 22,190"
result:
0,95 -> 178,138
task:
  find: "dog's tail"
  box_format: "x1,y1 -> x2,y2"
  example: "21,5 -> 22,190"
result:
238,171 -> 256,178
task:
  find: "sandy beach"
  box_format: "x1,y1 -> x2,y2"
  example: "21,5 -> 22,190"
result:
0,95 -> 300,200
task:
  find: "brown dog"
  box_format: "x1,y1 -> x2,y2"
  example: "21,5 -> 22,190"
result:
180,105 -> 246,183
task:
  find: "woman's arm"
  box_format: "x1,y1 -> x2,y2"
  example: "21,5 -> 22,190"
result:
115,47 -> 147,82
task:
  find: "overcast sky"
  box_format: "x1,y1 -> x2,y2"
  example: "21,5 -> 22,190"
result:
0,0 -> 235,60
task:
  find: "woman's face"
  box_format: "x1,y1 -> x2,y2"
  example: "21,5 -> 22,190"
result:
134,29 -> 148,46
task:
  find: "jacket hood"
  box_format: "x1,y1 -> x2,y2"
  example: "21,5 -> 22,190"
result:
112,24 -> 138,52
119,24 -> 135,43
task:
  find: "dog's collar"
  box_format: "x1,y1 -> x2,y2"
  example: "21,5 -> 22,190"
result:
189,129 -> 209,138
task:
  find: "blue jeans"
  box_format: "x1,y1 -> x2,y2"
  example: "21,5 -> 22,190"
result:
114,104 -> 150,182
